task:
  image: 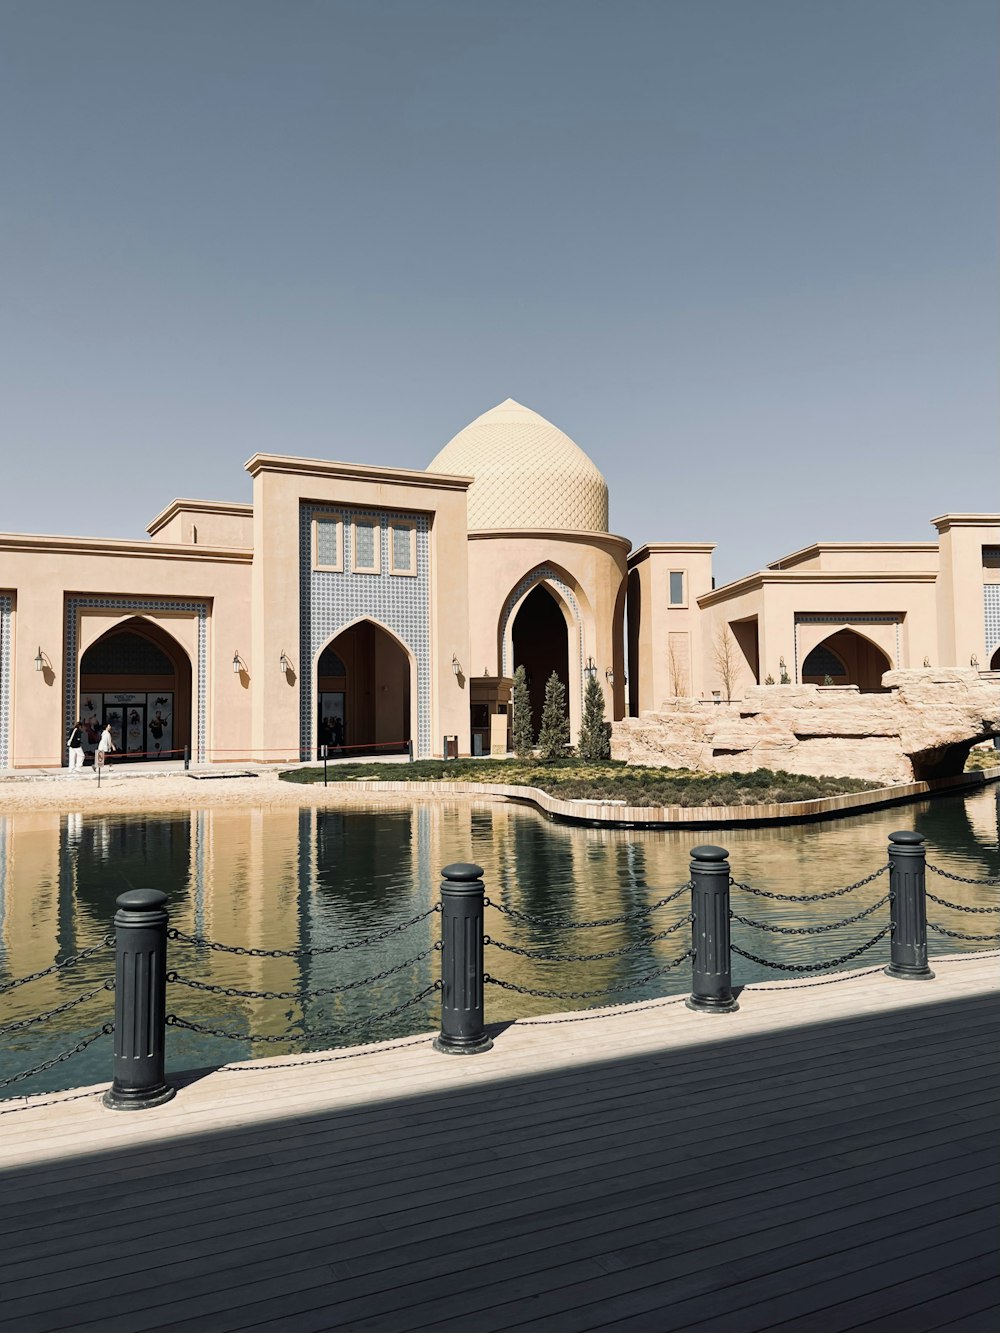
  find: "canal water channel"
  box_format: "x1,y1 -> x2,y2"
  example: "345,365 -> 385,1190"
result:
2,786 -> 998,1099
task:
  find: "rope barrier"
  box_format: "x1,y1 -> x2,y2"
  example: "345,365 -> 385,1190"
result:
927,921 -> 1000,942
926,889 -> 1000,914
167,943 -> 441,1000
483,950 -> 694,1001
0,1025 -> 113,1091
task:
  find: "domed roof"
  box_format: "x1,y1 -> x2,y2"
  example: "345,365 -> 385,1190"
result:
428,399 -> 609,532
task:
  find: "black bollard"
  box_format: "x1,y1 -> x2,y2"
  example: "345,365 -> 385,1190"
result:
885,831 -> 934,980
183,744 -> 190,771
103,889 -> 176,1110
433,863 -> 493,1055
321,743 -> 328,787
687,845 -> 739,1013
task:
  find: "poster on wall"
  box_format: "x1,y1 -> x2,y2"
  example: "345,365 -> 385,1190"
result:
102,693 -> 145,756
146,694 -> 174,758
103,706 -> 124,753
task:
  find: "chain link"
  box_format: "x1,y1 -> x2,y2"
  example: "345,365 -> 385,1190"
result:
927,921 -> 1000,941
165,980 -> 441,1044
485,915 -> 692,962
167,905 -> 439,958
484,884 -> 690,930
731,925 -> 891,973
0,937 -> 114,995
218,1033 -> 436,1073
0,1024 -> 113,1091
729,865 -> 887,903
167,943 -> 441,1001
730,893 -> 892,936
925,862 -> 1000,886
484,949 -> 694,1001
925,889 -> 1000,914
0,979 -> 114,1038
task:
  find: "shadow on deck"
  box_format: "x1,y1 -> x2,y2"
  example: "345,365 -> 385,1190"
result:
0,988 -> 998,1333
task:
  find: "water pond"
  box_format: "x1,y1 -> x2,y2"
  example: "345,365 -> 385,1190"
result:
2,786 -> 997,1098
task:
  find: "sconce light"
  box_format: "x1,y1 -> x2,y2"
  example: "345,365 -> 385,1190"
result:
605,668 -> 615,686
584,657 -> 597,679
34,646 -> 45,673
970,654 -> 980,669
279,650 -> 291,675
451,654 -> 462,677
232,652 -> 243,675
923,657 -> 931,668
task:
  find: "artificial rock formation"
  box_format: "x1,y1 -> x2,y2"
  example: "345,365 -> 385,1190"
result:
612,669 -> 1000,784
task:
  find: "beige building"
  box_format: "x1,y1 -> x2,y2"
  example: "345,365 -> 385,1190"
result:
0,398 -> 996,768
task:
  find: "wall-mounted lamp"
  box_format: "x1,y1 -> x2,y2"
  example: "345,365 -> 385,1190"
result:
451,654 -> 462,677
923,657 -> 931,668
232,651 -> 244,675
279,650 -> 292,675
584,657 -> 597,679
605,668 -> 615,686
34,646 -> 45,673
970,654 -> 980,669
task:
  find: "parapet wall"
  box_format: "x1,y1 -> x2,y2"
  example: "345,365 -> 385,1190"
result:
612,669 -> 1000,784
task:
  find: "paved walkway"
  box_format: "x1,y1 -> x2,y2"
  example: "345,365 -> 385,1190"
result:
1,953 -> 997,1332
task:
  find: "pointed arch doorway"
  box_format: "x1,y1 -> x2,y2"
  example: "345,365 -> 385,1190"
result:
317,620 -> 413,758
78,618 -> 192,761
801,629 -> 892,692
511,584 -> 570,739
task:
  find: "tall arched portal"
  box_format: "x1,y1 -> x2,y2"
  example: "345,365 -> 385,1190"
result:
512,584 -> 569,740
990,645 -> 1000,671
801,629 -> 891,692
79,618 -> 191,761
319,621 -> 412,758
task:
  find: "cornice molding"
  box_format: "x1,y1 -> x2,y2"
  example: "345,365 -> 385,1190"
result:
147,498 -> 253,536
0,533 -> 252,563
469,528 -> 631,554
629,542 -> 716,566
697,568 -> 940,608
244,453 -> 474,491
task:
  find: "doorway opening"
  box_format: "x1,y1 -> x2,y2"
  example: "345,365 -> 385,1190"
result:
511,584 -> 570,740
801,630 -> 892,692
317,621 -> 412,759
78,619 -> 191,762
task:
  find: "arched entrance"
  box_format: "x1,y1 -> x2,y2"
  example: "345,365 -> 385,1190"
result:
990,645 -> 1000,671
78,618 -> 191,761
801,630 -> 891,692
317,620 -> 412,758
511,584 -> 570,739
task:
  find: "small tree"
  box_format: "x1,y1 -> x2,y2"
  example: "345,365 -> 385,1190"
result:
511,664 -> 534,758
578,672 -> 611,760
712,625 -> 739,702
537,670 -> 570,760
668,637 -> 686,697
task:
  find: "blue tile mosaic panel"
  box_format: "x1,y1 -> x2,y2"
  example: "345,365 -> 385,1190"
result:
64,598 -> 208,764
300,505 -> 431,758
985,585 -> 1000,661
0,594 -> 11,770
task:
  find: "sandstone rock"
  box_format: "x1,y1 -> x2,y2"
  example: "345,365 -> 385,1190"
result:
612,670 -> 1000,783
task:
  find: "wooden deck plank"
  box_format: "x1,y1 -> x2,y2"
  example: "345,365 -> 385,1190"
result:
0,954 -> 995,1333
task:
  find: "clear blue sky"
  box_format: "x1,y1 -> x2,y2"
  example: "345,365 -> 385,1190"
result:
1,0 -> 996,584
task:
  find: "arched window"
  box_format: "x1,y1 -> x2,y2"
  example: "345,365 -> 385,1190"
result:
801,644 -> 847,678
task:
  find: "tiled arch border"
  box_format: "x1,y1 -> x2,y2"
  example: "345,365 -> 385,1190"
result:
499,566 -> 584,695
793,614 -> 901,683
64,598 -> 208,765
0,594 -> 11,770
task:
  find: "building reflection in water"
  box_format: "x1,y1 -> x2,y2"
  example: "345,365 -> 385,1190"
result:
1,788 -> 998,1095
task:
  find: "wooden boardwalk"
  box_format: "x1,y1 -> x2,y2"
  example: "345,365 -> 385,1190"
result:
1,953 -> 998,1333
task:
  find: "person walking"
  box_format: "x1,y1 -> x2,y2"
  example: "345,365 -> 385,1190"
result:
67,720 -> 86,773
96,722 -> 117,773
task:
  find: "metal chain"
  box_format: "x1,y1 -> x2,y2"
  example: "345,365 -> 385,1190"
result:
729,865 -> 887,903
218,1033 -> 436,1073
731,925 -> 891,973
484,883 -> 690,930
516,994 -> 691,1025
484,949 -> 694,1001
0,937 -> 114,995
0,1024 -> 113,1091
167,905 -> 440,958
730,893 -> 892,936
743,963 -> 891,993
485,915 -> 692,962
164,980 -> 441,1044
167,943 -> 441,1000
925,889 -> 1000,914
927,921 -> 1000,942
0,979 -> 114,1038
925,862 -> 1000,886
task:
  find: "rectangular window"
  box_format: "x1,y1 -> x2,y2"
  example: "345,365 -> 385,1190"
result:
353,518 -> 380,574
983,547 -> 1000,570
389,521 -> 416,575
314,516 -> 342,571
669,571 -> 686,606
